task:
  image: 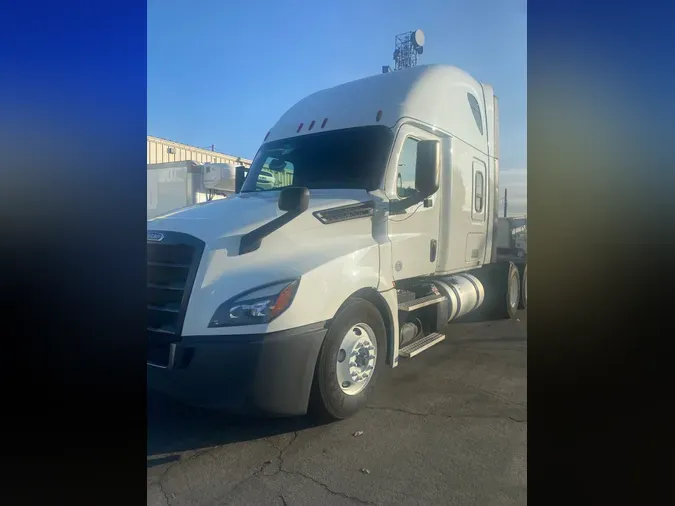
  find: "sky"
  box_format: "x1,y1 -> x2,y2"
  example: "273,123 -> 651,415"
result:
148,0 -> 527,215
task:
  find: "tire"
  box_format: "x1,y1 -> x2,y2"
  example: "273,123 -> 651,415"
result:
505,262 -> 520,318
475,261 -> 520,320
519,264 -> 527,309
309,298 -> 386,421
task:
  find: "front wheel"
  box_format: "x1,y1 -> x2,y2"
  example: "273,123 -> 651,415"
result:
309,298 -> 386,421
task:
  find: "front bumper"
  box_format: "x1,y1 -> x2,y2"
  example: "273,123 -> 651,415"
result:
147,322 -> 327,416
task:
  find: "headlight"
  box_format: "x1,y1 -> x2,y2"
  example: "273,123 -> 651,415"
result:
208,279 -> 300,327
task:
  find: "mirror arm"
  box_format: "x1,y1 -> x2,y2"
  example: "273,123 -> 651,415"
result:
239,186 -> 310,255
239,210 -> 302,255
389,192 -> 424,214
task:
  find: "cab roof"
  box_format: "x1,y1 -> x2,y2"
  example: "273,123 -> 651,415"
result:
264,64 -> 490,152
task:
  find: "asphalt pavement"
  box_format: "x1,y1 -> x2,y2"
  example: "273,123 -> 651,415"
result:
148,311 -> 527,506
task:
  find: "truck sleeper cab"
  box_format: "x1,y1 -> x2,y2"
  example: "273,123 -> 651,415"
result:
147,64 -> 526,419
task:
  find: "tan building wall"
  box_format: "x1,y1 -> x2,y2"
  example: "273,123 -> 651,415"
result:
147,136 -> 252,167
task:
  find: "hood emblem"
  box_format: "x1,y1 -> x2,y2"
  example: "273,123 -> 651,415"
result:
147,232 -> 164,242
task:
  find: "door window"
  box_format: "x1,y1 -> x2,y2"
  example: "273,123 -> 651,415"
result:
397,137 -> 419,199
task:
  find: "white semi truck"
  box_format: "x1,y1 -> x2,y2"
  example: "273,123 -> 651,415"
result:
147,64 -> 527,419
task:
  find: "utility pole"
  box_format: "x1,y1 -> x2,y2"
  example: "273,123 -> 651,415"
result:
503,188 -> 508,217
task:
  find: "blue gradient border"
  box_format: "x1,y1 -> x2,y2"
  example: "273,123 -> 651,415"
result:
0,1 -> 147,503
528,0 -> 674,503
0,0 -> 673,502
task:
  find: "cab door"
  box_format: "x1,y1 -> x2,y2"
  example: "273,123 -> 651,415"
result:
386,124 -> 442,281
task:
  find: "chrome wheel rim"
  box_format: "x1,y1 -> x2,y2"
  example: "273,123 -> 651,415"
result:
509,274 -> 519,309
336,323 -> 377,396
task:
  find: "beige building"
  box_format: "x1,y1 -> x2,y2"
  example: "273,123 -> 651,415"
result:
147,135 -> 252,167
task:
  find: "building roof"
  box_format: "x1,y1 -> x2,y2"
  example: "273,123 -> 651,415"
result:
147,135 -> 253,164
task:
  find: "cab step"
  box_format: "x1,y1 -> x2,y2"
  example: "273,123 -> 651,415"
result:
399,332 -> 446,358
398,293 -> 446,312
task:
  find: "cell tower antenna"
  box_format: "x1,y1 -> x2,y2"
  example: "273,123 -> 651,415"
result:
386,29 -> 425,72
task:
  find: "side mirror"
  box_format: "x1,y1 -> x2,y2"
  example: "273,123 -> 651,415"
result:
279,186 -> 310,213
415,140 -> 440,197
235,166 -> 248,193
239,185 -> 310,255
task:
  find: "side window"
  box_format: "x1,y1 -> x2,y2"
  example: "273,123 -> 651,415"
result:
397,137 -> 418,198
467,93 -> 484,135
474,171 -> 484,212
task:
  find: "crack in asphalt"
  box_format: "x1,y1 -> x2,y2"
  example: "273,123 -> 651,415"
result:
276,431 -> 298,470
150,431 -> 299,506
205,458 -> 278,506
158,478 -> 173,506
249,430 -> 376,505
367,405 -> 526,423
445,377 -> 526,408
155,455 -> 185,505
154,445 -> 224,505
279,469 -> 376,505
272,431 -> 376,505
198,431 -> 302,506
154,405 -> 524,506
156,409 -> 524,506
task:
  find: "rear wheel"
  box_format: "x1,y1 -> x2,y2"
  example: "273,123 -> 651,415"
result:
505,263 -> 520,318
476,261 -> 520,320
519,264 -> 528,309
309,298 -> 386,421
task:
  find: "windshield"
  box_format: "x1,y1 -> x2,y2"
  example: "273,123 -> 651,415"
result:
240,126 -> 394,193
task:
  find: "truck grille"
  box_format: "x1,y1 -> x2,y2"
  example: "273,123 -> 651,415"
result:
147,231 -> 204,367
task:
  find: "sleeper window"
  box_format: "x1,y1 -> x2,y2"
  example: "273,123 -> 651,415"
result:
475,171 -> 484,212
467,93 -> 484,135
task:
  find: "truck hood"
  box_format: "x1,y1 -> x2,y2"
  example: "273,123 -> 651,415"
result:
149,188 -> 386,336
147,188 -> 374,244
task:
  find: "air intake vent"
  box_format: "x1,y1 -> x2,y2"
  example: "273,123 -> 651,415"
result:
147,232 -> 204,367
313,202 -> 375,225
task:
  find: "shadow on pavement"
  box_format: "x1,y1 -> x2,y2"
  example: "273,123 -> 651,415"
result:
147,392 -> 324,468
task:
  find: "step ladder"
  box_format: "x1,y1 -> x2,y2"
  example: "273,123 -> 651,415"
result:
398,293 -> 446,312
399,332 -> 446,358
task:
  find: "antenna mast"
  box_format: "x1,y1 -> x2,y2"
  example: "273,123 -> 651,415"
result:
383,29 -> 425,73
